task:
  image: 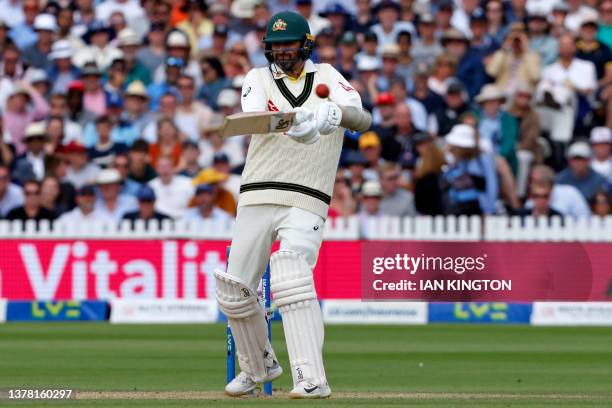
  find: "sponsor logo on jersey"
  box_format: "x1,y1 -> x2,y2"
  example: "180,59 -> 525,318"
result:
338,81 -> 355,92
268,100 -> 280,111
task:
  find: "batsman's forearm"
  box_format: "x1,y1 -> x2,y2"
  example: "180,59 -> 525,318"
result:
339,106 -> 372,131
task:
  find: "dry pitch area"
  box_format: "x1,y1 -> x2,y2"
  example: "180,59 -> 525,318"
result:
1,323 -> 611,407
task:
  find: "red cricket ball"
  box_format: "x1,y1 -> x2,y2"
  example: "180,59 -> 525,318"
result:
315,84 -> 330,98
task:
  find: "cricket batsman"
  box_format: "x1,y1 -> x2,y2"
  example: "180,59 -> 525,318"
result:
214,10 -> 370,399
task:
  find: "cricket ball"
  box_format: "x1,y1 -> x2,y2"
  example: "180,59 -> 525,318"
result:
315,84 -> 330,99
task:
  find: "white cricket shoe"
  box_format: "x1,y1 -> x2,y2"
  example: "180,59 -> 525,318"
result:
289,381 -> 332,399
225,361 -> 283,397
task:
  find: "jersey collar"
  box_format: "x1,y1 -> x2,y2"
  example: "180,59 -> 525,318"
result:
271,59 -> 317,81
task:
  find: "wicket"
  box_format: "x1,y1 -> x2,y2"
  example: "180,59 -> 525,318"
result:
225,247 -> 273,395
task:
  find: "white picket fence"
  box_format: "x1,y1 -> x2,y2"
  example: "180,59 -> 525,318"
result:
1,215 -> 612,242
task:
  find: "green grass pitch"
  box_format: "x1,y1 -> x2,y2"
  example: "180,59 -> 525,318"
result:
1,323 -> 611,407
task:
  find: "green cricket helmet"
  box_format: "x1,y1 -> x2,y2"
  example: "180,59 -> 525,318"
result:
263,11 -> 315,63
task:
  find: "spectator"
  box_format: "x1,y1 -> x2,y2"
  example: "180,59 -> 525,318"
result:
590,190 -> 612,217
64,141 -> 101,189
147,57 -> 182,111
337,32 -> 360,80
0,164 -> 24,217
536,33 -> 597,144
343,150 -> 369,195
474,84 -> 519,174
508,83 -> 544,198
411,13 -> 443,66
81,64 -> 106,117
576,16 -> 612,81
40,176 -> 70,215
117,81 -> 154,145
358,131 -> 383,180
149,118 -> 183,168
486,24 -> 541,93
378,43 -> 403,92
44,155 -> 76,211
191,167 -> 237,216
599,0 -> 612,50
410,63 -> 445,116
389,79 -> 428,131
148,156 -> 194,218
527,11 -> 558,66
127,140 -> 156,184
176,74 -> 214,141
87,115 -> 129,168
110,153 -> 140,196
430,79 -> 469,138
441,124 -> 498,215
590,127 -> 612,182
413,132 -> 445,215
329,169 -> 358,218
116,28 -> 151,85
528,164 -> 591,218
469,11 -> 499,61
22,14 -> 57,69
564,0 -> 598,33
370,1 -> 415,51
47,40 -> 80,95
94,168 -> 138,222
378,162 -> 416,217
210,152 -> 241,202
4,82 -> 50,155
485,0 -> 509,45
73,21 -> 118,70
177,140 -> 201,178
427,53 -> 457,96
8,0 -> 40,51
122,184 -> 171,224
66,80 -> 96,128
198,114 -> 243,168
358,180 -> 383,237
136,22 -> 166,73
380,103 -> 419,164
371,92 -> 397,156
517,182 -> 563,217
182,182 -> 232,225
56,184 -> 114,223
441,28 -> 488,101
556,141 -> 608,202
198,56 -> 231,110
6,179 -> 56,222
12,122 -> 48,183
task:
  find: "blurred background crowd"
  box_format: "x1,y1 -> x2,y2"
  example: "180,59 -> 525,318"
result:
0,0 -> 610,229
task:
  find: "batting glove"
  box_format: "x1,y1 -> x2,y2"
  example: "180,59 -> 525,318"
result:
286,107 -> 320,144
316,101 -> 342,135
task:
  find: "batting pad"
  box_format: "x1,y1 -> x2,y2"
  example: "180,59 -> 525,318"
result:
270,251 -> 327,387
215,270 -> 269,382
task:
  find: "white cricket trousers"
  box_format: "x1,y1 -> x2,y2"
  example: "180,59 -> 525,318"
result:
227,204 -> 325,291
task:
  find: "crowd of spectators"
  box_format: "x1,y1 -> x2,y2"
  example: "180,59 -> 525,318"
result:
0,0 -> 610,229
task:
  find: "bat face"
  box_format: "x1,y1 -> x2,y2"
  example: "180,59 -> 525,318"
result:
221,112 -> 296,138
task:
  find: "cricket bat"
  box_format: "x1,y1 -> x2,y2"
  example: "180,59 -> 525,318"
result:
220,111 -> 296,138
220,106 -> 372,138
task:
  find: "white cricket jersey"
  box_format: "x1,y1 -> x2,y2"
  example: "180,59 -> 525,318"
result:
239,60 -> 363,218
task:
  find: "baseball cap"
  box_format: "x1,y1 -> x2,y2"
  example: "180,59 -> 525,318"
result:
33,14 -> 57,32
361,181 -> 383,198
77,184 -> 96,196
213,152 -> 230,164
357,55 -> 381,71
376,92 -> 395,105
567,141 -> 592,159
590,127 -> 612,144
166,30 -> 189,47
359,131 -> 381,149
217,89 -> 239,108
136,185 -> 156,201
67,80 -> 85,92
447,79 -> 465,94
195,183 -> 215,194
214,24 -> 229,37
340,32 -> 357,45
